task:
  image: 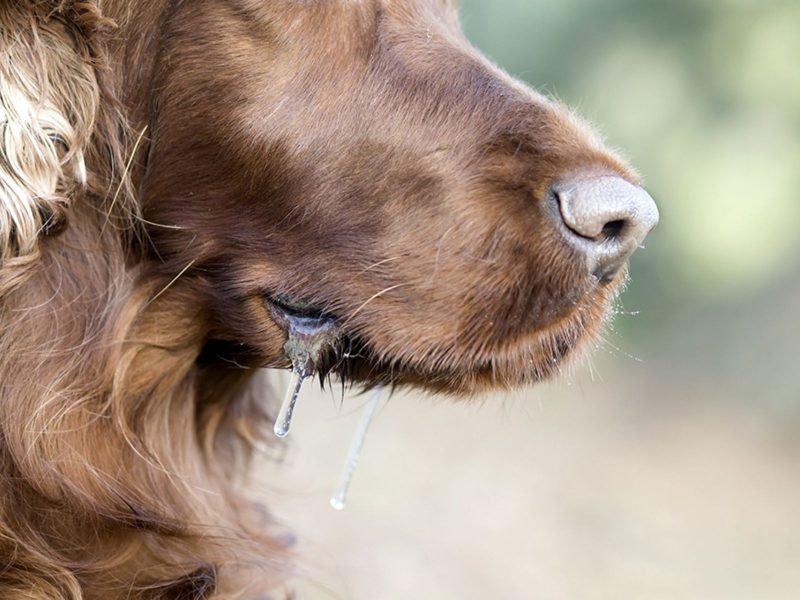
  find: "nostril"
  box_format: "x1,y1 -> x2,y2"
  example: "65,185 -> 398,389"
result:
601,219 -> 626,240
550,174 -> 659,281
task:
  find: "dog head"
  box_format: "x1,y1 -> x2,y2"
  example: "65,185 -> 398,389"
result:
137,0 -> 658,393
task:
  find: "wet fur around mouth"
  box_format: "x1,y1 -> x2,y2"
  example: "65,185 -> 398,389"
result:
260,272 -> 621,396
0,1 -> 645,598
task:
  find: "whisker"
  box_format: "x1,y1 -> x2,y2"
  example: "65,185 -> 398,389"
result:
136,217 -> 185,230
102,125 -> 148,233
341,283 -> 405,327
599,336 -> 643,363
357,256 -> 403,274
147,259 -> 197,306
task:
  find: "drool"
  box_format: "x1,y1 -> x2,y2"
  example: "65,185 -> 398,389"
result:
273,313 -> 340,438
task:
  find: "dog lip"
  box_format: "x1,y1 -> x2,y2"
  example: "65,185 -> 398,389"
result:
265,294 -> 341,374
262,291 -> 594,393
265,295 -> 335,326
265,295 -> 339,348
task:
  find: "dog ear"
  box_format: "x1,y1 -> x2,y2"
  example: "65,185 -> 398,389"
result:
0,3 -> 100,268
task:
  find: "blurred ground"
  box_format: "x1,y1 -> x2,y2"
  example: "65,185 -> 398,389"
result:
261,364 -> 800,600
256,1 -> 800,598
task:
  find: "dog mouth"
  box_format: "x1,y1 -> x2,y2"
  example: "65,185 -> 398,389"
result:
264,296 -> 383,385
263,288 -> 607,395
264,296 -> 344,378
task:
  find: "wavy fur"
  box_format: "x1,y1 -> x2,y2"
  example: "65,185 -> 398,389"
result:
0,1 -> 645,598
0,3 -> 288,598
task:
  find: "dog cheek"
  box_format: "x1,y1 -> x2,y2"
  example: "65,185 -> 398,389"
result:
208,293 -> 288,368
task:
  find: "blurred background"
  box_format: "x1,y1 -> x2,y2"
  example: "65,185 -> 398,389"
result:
262,1 -> 800,598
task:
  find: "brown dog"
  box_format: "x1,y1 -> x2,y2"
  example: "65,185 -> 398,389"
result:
0,1 -> 657,597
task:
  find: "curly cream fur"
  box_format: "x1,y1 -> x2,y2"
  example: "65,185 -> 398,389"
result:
0,8 -> 97,266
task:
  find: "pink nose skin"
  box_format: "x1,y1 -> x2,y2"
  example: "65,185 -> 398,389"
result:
551,174 -> 660,282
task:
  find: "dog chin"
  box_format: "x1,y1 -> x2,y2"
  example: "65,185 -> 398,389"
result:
272,288 -> 603,392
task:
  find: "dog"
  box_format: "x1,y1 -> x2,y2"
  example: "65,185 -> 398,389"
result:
0,1 -> 658,597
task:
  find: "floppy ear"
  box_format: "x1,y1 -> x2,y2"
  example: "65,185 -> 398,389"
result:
0,3 -> 100,267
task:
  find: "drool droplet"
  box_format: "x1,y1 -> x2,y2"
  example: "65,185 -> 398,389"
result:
274,368 -> 308,438
330,387 -> 383,510
271,311 -> 339,439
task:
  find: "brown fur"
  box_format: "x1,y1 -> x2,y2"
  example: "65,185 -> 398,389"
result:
0,1 -> 639,597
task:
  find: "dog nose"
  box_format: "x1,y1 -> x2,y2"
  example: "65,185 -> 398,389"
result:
552,174 -> 659,282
